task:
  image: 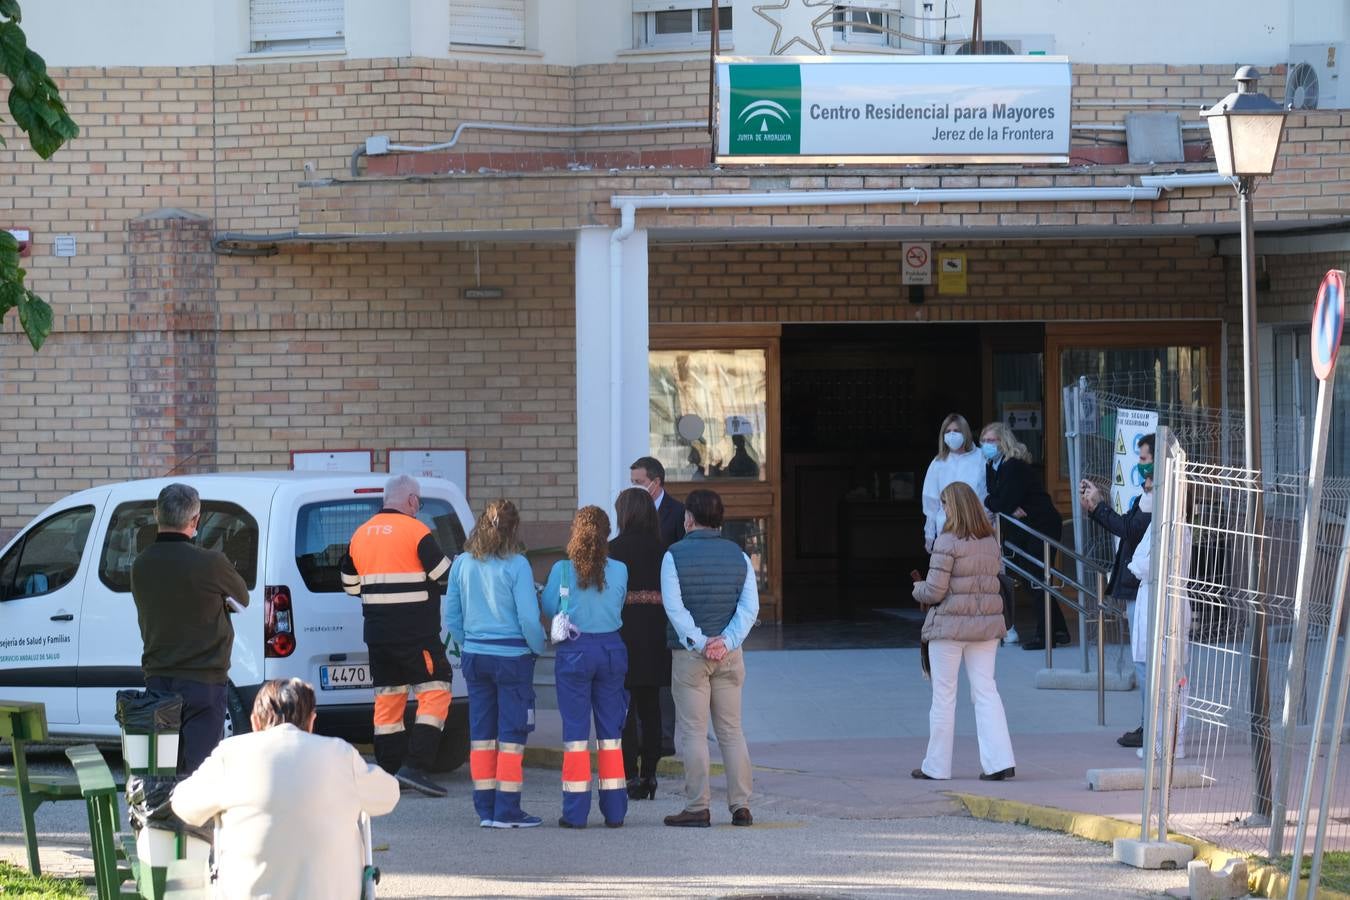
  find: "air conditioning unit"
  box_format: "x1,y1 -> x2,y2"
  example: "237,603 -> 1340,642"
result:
950,34 -> 1053,56
1286,43 -> 1344,110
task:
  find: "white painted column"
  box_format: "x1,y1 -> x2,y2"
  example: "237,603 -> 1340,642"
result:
574,226 -> 650,511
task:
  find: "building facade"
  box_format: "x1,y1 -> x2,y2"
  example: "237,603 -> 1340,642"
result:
2,0 -> 1348,622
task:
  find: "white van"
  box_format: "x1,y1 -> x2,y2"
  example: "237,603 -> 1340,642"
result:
0,472 -> 473,771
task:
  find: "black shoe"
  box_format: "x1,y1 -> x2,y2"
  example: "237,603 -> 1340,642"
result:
1117,727 -> 1144,748
627,777 -> 657,800
663,808 -> 711,828
558,817 -> 586,829
394,766 -> 447,798
1054,632 -> 1072,647
1021,640 -> 1046,651
732,807 -> 753,827
911,768 -> 935,780
979,767 -> 1015,781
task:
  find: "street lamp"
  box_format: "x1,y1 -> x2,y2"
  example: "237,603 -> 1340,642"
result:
1201,65 -> 1287,827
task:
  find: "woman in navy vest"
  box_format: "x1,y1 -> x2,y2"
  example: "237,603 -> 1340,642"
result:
541,506 -> 630,829
609,487 -> 670,800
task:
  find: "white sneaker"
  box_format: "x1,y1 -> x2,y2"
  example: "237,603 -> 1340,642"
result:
1137,747 -> 1186,760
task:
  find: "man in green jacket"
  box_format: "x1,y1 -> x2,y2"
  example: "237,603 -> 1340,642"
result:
131,483 -> 249,775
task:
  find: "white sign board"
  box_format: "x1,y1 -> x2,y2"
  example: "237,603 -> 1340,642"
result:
1003,402 -> 1042,431
901,242 -> 932,285
291,449 -> 373,473
717,56 -> 1072,164
1110,408 -> 1158,516
388,448 -> 469,495
725,415 -> 755,437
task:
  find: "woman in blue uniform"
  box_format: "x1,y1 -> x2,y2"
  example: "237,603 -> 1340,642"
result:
541,505 -> 630,829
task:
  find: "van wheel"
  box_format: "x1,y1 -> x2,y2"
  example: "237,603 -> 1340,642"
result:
429,704 -> 469,773
223,682 -> 252,739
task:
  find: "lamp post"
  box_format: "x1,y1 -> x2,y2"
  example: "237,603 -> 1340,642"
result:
1200,65 -> 1287,826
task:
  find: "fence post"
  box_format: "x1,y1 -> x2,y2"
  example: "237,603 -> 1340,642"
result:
1044,541 -> 1053,671
1307,601 -> 1350,897
1067,379 -> 1093,670
1287,505 -> 1350,898
1140,425 -> 1172,842
1270,362 -> 1338,855
1097,570 -> 1107,727
1157,452 -> 1186,843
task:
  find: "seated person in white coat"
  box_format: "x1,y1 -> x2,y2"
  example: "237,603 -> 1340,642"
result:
172,678 -> 400,899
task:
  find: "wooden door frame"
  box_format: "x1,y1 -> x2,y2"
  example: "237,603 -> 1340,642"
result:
650,324 -> 783,622
1043,320 -> 1224,506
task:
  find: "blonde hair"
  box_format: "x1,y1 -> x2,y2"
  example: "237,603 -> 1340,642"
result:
567,506 -> 610,591
465,498 -> 526,560
980,421 -> 1032,462
941,481 -> 994,540
936,413 -> 974,460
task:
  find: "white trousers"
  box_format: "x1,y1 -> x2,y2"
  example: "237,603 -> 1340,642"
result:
921,639 -> 1016,779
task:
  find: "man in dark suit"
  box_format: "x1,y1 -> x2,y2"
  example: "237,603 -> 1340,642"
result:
631,456 -> 686,549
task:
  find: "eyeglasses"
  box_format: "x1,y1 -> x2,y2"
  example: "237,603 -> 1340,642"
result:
410,495 -> 423,512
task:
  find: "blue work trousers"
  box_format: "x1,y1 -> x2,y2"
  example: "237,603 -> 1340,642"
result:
555,631 -> 629,827
463,650 -> 536,824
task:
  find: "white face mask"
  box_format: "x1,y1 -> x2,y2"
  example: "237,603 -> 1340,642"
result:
943,431 -> 965,451
1138,491 -> 1154,514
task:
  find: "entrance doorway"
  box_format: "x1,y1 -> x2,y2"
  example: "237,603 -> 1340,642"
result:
779,323 -> 1044,623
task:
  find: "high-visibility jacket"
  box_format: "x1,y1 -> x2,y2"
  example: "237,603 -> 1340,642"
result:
340,508 -> 451,644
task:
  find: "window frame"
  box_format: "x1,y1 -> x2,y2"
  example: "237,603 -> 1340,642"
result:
450,0 -> 529,50
248,0 -> 346,54
635,1 -> 732,50
830,2 -> 902,49
98,500 -> 260,593
293,498 -> 466,594
0,505 -> 97,603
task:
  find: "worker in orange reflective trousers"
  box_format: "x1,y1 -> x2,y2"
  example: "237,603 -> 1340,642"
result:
541,506 -> 630,829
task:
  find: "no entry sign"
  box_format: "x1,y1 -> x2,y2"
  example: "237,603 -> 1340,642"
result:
1312,269 -> 1346,381
902,242 -> 931,285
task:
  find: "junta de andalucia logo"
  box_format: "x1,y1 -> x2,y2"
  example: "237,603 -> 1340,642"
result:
729,64 -> 801,155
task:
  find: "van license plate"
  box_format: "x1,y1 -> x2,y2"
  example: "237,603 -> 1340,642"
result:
319,664 -> 371,690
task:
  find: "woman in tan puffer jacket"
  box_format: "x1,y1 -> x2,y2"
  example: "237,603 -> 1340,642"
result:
911,481 -> 1016,781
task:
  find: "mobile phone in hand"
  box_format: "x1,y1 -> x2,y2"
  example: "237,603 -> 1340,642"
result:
224,595 -> 244,613
910,569 -> 923,583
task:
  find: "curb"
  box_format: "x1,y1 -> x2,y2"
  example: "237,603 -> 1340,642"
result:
951,793 -> 1350,900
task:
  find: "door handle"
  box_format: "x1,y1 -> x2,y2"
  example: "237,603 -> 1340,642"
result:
50,613 -> 74,621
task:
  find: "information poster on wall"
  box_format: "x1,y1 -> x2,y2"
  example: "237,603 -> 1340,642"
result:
1111,408 -> 1158,515
290,449 -> 373,473
388,448 -> 469,497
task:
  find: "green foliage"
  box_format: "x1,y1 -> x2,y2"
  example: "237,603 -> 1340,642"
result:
0,861 -> 87,898
0,0 -> 75,350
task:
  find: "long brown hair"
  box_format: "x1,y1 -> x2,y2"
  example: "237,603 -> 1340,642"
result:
465,498 -> 526,560
941,481 -> 994,540
567,505 -> 609,590
614,487 -> 659,539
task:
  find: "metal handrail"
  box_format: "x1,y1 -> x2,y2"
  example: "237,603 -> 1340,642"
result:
996,512 -> 1125,726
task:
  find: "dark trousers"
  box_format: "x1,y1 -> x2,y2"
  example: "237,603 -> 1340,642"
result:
368,638 -> 452,774
145,676 -> 226,776
622,686 -> 663,781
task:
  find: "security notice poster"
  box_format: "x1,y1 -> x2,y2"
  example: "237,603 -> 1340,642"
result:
716,56 -> 1071,165
1111,408 -> 1159,515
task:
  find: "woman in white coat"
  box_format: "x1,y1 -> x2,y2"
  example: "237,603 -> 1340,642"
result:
921,413 -> 987,553
1128,509 -> 1192,759
172,679 -> 400,899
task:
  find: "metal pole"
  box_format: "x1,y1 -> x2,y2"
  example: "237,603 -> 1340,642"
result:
1308,601 -> 1350,896
1270,358 -> 1338,854
1098,570 -> 1107,727
1157,465 -> 1183,843
1066,381 -> 1092,671
1288,493 -> 1350,899
1044,541 -> 1053,670
1140,425 -> 1171,842
707,0 -> 719,136
1238,176 -> 1275,825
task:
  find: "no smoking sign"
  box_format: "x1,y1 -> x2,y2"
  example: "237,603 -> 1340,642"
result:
902,242 -> 932,285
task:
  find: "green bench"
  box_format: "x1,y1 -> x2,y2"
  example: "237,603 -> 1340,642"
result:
65,744 -> 138,899
0,700 -> 84,876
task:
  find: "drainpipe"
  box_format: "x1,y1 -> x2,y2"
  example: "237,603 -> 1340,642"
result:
610,184 -> 1167,210
610,202 -> 637,502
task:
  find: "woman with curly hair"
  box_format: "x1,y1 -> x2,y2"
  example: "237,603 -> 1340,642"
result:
541,505 -> 630,829
444,499 -> 547,829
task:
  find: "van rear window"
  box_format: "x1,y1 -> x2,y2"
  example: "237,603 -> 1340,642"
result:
99,501 -> 259,592
295,499 -> 467,594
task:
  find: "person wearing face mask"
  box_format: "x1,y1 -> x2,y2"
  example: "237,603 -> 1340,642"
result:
631,456 -> 686,549
130,483 -> 250,775
1078,432 -> 1155,748
921,414 -> 988,555
978,422 -> 1068,651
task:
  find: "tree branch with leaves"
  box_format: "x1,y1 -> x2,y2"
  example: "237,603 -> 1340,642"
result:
0,0 -> 77,350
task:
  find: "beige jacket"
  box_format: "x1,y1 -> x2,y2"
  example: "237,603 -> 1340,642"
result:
913,533 -> 1006,643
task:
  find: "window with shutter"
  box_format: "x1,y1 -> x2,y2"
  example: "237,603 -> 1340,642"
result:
634,1 -> 732,49
831,2 -> 902,48
450,0 -> 527,49
250,0 -> 345,53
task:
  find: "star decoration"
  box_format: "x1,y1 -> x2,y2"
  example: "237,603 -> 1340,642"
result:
752,0 -> 835,56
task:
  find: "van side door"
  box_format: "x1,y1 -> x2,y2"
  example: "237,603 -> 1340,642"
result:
0,498 -> 103,725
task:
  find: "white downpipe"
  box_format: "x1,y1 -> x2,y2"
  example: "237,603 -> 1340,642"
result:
378,121 -> 706,155
610,184 -> 1164,210
610,204 -> 637,503
1138,172 -> 1237,190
